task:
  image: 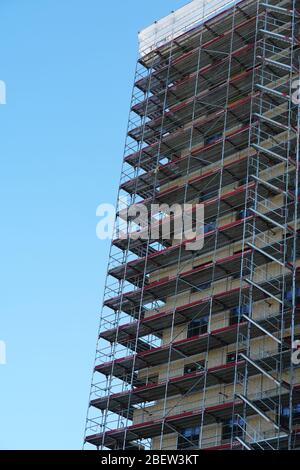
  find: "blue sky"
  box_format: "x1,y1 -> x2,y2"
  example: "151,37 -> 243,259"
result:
0,0 -> 188,450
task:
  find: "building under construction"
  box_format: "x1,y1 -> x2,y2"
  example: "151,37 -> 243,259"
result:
84,0 -> 300,450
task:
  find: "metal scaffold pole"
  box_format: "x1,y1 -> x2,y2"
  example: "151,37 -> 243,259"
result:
84,0 -> 300,451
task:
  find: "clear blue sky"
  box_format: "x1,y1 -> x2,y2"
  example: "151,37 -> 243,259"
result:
0,0 -> 189,450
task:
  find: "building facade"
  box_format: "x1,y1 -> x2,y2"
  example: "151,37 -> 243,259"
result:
84,0 -> 300,450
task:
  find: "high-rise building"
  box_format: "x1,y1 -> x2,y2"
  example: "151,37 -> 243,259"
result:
84,0 -> 300,450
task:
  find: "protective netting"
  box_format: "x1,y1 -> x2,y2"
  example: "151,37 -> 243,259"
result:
138,0 -> 242,57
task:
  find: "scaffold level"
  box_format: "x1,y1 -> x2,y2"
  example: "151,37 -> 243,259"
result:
84,0 -> 300,450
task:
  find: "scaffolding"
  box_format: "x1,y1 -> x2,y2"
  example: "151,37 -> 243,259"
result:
84,0 -> 300,450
